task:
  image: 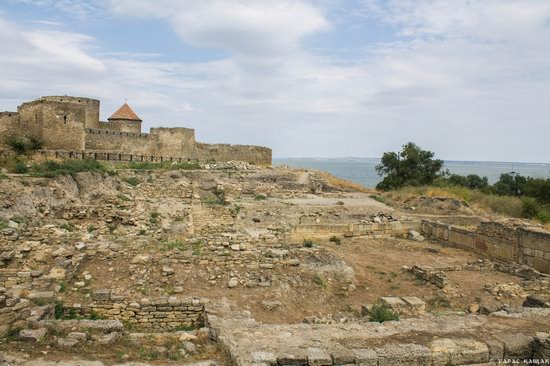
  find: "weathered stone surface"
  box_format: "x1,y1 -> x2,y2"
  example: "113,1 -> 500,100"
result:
307,347 -> 332,366
19,328 -> 47,342
495,333 -> 534,358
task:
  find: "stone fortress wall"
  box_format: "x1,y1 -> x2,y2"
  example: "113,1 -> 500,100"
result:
0,96 -> 272,165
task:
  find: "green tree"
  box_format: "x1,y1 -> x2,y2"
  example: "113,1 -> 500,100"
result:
493,173 -> 527,196
376,142 -> 445,190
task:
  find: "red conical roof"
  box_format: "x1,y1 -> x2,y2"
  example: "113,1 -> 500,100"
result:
108,102 -> 142,122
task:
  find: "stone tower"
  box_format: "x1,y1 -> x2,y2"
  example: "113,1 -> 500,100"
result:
107,102 -> 142,133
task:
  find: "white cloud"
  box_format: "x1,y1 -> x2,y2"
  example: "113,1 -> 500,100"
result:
109,0 -> 330,57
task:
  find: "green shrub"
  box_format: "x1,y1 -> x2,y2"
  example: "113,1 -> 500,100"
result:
254,194 -> 267,201
54,301 -> 65,319
368,302 -> 399,323
123,176 -> 141,187
30,159 -> 109,178
203,188 -> 228,205
6,136 -> 42,155
313,274 -> 326,288
370,194 -> 388,204
329,236 -> 341,245
303,239 -> 314,248
13,161 -> 29,174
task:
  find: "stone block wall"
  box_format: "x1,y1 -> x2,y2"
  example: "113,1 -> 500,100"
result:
294,221 -> 421,239
85,129 -> 151,155
68,294 -> 205,330
0,112 -> 18,148
0,288 -> 31,337
519,227 -> 550,273
421,220 -> 550,274
196,143 -> 272,166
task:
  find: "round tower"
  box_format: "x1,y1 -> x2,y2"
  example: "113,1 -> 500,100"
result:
107,102 -> 142,133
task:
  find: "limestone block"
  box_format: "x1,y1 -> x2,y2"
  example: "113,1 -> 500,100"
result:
19,328 -> 47,342
376,343 -> 432,366
496,333 -> 534,359
307,348 -> 332,366
401,296 -> 426,313
430,338 -> 489,365
351,348 -> 377,366
92,289 -> 110,302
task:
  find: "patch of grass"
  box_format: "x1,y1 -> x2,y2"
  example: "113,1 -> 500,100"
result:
54,301 -> 65,319
0,220 -> 7,230
161,240 -> 187,252
117,194 -> 131,201
87,224 -> 96,233
138,229 -> 147,235
254,194 -> 267,201
107,223 -> 117,233
329,236 -> 341,245
14,161 -> 29,174
202,187 -> 228,205
123,176 -> 141,187
10,216 -> 25,224
4,326 -> 22,342
6,136 -> 43,155
427,294 -> 451,308
149,211 -> 160,224
0,171 -> 7,180
30,159 -> 111,178
59,223 -> 75,232
192,240 -> 203,256
368,302 -> 400,323
174,324 -> 196,332
389,284 -> 401,291
370,194 -> 388,204
313,274 -> 326,288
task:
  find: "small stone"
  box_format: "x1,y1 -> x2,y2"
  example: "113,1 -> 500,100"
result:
162,266 -> 174,276
57,338 -> 79,347
228,278 -> 239,288
92,289 -> 110,302
182,341 -> 197,353
469,303 -> 480,313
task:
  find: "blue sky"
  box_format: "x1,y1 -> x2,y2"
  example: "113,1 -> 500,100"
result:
1,0 -> 550,162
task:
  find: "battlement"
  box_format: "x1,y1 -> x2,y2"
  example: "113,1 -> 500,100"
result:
85,128 -> 149,138
0,95 -> 272,165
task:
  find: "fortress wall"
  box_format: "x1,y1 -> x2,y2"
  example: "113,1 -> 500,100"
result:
106,120 -> 141,133
149,127 -> 196,159
16,101 -> 45,141
40,96 -> 100,129
39,101 -> 87,150
85,129 -> 152,155
196,142 -> 272,166
0,112 -> 19,147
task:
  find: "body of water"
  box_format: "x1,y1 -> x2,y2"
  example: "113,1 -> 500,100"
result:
274,158 -> 550,188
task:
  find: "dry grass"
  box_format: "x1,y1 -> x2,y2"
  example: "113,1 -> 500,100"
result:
386,185 -> 525,218
316,171 -> 374,193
